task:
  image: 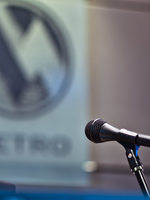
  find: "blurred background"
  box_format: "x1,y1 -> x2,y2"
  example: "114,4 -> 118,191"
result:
0,0 -> 150,197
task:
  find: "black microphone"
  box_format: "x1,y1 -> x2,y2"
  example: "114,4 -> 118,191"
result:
85,118 -> 150,147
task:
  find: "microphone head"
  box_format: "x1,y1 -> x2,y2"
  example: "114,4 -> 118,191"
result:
85,118 -> 106,143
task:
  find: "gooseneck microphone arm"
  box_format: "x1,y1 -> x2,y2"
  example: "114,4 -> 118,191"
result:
85,118 -> 150,198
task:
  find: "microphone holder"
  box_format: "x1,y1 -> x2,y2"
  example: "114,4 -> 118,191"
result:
121,143 -> 150,198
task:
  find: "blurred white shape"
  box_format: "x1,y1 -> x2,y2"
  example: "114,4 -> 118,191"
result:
82,161 -> 98,173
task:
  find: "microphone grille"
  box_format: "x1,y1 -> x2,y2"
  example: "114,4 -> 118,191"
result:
85,118 -> 106,143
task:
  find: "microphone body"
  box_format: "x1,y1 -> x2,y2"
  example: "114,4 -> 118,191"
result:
85,119 -> 150,147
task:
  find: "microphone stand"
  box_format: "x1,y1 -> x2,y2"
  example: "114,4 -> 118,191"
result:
122,143 -> 150,198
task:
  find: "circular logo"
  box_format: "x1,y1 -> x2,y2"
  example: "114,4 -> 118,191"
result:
0,0 -> 73,118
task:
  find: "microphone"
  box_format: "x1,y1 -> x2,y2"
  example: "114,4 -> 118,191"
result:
85,118 -> 150,147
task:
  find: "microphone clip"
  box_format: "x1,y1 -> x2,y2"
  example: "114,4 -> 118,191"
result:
120,143 -> 150,197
